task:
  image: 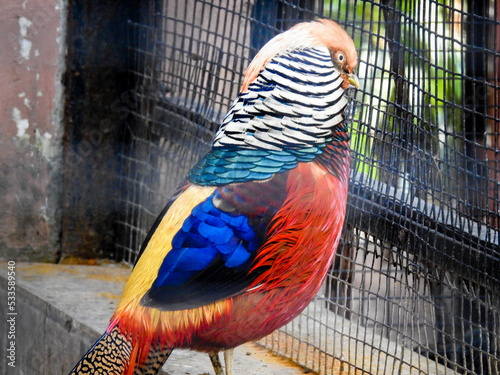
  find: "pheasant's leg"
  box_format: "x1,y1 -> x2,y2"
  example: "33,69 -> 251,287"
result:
209,353 -> 224,375
223,349 -> 233,375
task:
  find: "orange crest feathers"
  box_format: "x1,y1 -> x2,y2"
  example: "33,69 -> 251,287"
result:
241,19 -> 358,92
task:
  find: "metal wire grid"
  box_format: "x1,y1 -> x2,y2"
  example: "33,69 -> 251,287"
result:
117,0 -> 500,373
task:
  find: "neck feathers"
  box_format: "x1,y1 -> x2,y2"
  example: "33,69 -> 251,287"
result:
214,47 -> 347,151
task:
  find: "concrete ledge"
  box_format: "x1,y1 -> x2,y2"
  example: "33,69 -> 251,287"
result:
0,262 -> 309,375
0,262 -> 447,375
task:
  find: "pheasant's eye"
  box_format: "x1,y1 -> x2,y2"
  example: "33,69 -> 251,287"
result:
337,53 -> 345,63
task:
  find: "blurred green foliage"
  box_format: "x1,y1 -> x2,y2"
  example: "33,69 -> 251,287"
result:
325,0 -> 463,183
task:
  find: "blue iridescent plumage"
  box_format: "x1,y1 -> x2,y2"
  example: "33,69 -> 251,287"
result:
151,192 -> 259,290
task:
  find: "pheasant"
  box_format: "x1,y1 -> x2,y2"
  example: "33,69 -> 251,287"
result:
69,18 -> 359,375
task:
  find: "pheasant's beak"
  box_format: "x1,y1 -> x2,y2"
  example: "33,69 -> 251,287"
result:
348,73 -> 360,89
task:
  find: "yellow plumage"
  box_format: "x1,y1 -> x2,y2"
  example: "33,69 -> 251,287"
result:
117,185 -> 216,309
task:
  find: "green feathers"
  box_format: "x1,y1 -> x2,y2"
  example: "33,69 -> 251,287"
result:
189,147 -> 323,185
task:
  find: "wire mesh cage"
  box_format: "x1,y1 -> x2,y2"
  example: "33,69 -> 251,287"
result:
117,0 -> 500,373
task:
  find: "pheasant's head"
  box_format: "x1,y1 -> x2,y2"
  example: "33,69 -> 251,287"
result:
242,19 -> 359,92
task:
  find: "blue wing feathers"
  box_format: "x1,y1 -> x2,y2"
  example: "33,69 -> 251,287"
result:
224,243 -> 252,268
198,222 -> 233,244
151,192 -> 259,292
227,215 -> 245,227
142,171 -> 289,310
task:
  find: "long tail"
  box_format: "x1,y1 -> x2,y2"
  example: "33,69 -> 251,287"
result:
69,325 -> 172,375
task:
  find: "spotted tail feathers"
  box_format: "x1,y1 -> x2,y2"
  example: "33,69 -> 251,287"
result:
69,325 -> 171,375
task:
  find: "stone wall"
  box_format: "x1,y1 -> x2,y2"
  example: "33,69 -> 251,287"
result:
0,0 -> 67,262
